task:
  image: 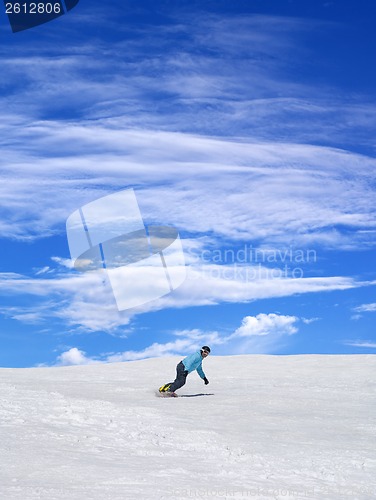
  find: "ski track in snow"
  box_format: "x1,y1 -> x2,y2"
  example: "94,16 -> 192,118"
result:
0,355 -> 375,500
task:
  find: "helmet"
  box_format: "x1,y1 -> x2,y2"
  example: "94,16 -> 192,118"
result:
201,345 -> 211,354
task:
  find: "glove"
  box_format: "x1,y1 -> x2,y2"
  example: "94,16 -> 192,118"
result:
203,377 -> 209,385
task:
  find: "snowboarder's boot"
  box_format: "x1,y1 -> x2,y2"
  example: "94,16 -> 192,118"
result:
159,383 -> 171,393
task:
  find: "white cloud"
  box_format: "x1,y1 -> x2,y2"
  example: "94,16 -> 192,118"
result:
353,303 -> 376,313
53,336 -> 215,366
223,313 -> 300,355
0,270 -> 132,332
0,14 -> 317,121
0,259 -> 373,333
350,314 -> 362,321
34,266 -> 51,276
51,312 -> 301,365
166,264 -> 366,306
106,339 -> 199,363
1,125 -> 375,252
51,257 -> 75,269
0,12 -> 375,251
1,12 -> 375,147
301,317 -> 320,324
0,306 -> 46,325
230,313 -> 298,338
344,341 -> 376,349
56,348 -> 96,366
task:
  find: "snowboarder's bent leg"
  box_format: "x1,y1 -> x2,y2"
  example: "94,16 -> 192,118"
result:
168,361 -> 188,392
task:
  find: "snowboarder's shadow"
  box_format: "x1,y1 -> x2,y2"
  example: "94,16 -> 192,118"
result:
179,393 -> 215,398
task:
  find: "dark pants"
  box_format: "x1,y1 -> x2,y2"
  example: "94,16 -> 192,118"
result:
168,361 -> 188,392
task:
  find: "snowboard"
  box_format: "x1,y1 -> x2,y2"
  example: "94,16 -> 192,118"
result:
156,390 -> 178,398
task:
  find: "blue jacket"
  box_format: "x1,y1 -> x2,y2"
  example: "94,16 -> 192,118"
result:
182,351 -> 206,379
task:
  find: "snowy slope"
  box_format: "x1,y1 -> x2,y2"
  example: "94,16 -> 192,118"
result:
0,355 -> 375,500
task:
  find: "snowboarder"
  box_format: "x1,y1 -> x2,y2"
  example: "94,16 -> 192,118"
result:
159,346 -> 211,395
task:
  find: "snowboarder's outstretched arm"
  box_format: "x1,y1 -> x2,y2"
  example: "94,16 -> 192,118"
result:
196,364 -> 206,379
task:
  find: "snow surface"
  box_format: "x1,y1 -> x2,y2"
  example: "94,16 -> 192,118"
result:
0,355 -> 375,500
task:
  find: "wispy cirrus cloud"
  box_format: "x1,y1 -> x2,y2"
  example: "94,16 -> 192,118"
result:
353,303 -> 376,313
0,14 -> 314,115
1,124 -> 375,250
0,270 -> 131,332
1,11 -> 376,252
344,341 -> 376,349
0,256 -> 372,333
1,11 -> 376,144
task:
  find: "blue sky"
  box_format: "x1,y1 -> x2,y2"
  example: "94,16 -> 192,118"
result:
0,0 -> 375,367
